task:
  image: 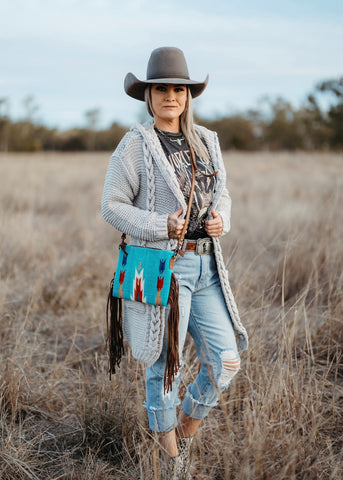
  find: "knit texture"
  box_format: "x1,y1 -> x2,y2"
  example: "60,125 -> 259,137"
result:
102,120 -> 248,364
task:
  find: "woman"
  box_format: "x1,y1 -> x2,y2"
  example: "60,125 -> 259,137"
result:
102,47 -> 248,478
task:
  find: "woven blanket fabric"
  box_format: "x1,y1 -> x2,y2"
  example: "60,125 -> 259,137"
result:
113,246 -> 174,307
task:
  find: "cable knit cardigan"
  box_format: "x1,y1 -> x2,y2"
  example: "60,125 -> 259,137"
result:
101,120 -> 248,365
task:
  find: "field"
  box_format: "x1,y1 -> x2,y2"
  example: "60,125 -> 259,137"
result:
0,151 -> 342,479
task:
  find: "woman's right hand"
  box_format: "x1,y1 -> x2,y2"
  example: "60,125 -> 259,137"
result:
167,207 -> 185,239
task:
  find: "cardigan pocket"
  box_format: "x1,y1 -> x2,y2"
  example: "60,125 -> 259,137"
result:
123,300 -> 165,366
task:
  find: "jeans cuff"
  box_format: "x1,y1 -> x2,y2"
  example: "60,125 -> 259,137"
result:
182,385 -> 218,420
145,401 -> 180,432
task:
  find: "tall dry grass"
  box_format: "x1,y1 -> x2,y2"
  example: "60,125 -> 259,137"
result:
0,151 -> 342,479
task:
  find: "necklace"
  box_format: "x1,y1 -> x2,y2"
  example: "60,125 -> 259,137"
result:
155,127 -> 185,146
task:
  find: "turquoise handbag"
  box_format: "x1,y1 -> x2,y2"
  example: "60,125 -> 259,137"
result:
112,244 -> 175,307
108,237 -> 180,394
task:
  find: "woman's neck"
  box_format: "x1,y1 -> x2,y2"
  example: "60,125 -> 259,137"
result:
154,118 -> 180,133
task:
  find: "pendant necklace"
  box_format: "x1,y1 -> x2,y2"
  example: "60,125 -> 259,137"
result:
155,127 -> 185,146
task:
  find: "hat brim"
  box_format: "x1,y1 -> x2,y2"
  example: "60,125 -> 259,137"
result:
124,72 -> 209,101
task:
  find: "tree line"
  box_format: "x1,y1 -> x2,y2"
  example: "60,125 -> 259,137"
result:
0,77 -> 342,152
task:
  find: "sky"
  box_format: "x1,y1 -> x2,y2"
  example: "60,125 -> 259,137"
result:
1,0 -> 342,130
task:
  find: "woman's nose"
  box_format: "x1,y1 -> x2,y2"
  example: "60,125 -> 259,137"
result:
165,88 -> 175,101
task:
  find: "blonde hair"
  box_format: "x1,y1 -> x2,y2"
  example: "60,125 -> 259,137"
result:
144,86 -> 210,161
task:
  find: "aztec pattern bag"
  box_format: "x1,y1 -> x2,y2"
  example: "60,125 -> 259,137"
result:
107,237 -> 179,393
112,245 -> 175,307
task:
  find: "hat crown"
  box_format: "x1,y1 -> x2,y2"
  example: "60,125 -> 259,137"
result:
147,47 -> 190,81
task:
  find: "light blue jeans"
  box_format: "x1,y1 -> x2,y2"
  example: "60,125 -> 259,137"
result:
145,250 -> 240,432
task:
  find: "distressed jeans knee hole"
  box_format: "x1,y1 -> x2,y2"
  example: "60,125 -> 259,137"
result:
217,349 -> 240,388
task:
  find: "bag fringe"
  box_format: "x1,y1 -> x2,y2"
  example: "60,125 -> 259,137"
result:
106,272 -> 180,393
106,275 -> 124,377
164,273 -> 180,393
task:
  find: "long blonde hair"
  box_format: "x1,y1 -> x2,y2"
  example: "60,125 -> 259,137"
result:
144,86 -> 210,161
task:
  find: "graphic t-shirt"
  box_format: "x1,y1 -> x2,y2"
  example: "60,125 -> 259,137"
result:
155,128 -> 216,239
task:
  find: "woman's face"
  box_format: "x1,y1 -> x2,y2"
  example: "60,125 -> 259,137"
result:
150,84 -> 187,132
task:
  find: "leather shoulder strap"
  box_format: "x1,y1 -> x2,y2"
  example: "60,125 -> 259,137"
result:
176,146 -> 196,257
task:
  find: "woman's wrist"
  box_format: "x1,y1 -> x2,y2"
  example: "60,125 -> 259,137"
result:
167,215 -> 179,238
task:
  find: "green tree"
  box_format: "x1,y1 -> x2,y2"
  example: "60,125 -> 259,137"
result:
262,97 -> 305,150
316,77 -> 343,148
197,114 -> 258,150
94,122 -> 128,151
298,94 -> 331,150
0,98 -> 11,152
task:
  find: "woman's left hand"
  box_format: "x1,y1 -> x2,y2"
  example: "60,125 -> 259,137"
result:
205,210 -> 223,237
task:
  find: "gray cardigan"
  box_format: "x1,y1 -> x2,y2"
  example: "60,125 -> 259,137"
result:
102,120 -> 248,364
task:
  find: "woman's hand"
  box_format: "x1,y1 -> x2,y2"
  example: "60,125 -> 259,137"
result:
167,207 -> 185,239
205,210 -> 223,237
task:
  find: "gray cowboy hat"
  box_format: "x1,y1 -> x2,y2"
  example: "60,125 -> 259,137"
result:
124,47 -> 209,101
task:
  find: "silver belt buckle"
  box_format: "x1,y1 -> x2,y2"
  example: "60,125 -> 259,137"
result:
196,238 -> 213,255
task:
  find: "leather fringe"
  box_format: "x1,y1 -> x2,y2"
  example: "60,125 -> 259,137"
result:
106,275 -> 124,377
164,273 -> 181,393
106,272 -> 180,393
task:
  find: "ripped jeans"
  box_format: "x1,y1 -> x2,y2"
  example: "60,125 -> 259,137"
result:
145,250 -> 240,432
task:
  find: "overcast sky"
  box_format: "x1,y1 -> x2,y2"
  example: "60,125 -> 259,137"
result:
1,0 -> 342,129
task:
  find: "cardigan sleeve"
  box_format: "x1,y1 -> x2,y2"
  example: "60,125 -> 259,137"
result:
215,184 -> 231,236
213,131 -> 232,236
101,133 -> 169,241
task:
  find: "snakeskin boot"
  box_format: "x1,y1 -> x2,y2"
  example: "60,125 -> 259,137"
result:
178,437 -> 193,477
160,437 -> 193,480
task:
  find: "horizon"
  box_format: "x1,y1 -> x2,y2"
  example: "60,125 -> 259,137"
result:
1,0 -> 342,130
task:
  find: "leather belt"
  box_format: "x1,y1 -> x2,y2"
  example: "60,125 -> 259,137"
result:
184,238 -> 214,255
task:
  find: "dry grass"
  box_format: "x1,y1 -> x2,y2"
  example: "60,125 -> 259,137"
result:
0,151 -> 342,479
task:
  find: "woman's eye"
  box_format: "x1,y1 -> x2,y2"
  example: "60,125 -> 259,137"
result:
156,86 -> 166,92
175,87 -> 185,92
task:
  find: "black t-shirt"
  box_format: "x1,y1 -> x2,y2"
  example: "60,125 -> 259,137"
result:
155,128 -> 216,239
